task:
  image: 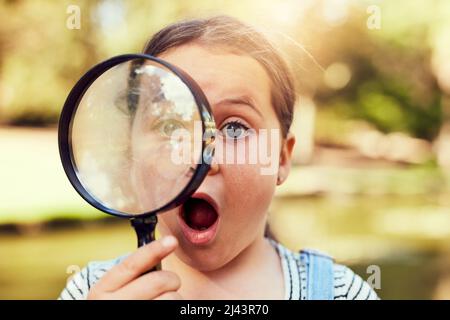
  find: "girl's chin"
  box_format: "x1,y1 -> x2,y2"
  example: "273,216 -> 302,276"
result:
174,245 -> 230,272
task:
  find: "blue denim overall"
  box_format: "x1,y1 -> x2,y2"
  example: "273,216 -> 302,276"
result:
300,249 -> 334,300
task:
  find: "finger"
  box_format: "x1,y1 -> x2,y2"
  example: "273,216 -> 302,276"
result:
112,270 -> 181,300
95,235 -> 178,292
154,291 -> 183,300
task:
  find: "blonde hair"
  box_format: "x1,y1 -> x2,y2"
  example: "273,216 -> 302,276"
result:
143,15 -> 296,138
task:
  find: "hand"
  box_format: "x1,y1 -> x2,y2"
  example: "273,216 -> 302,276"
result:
87,235 -> 182,300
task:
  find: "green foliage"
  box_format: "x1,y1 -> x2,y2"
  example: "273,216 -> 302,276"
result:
354,80 -> 442,140
311,1 -> 447,141
0,0 -> 100,126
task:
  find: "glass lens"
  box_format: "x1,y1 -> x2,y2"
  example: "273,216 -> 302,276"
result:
70,58 -> 202,215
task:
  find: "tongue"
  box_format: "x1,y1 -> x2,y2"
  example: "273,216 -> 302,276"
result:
184,198 -> 218,230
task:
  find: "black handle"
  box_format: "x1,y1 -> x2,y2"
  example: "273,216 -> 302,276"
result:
130,215 -> 161,272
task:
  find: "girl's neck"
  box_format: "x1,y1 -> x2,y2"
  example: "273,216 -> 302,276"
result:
162,235 -> 284,299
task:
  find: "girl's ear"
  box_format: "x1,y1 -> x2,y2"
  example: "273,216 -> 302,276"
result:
277,132 -> 296,185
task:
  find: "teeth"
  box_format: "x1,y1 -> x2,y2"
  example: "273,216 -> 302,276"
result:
192,226 -> 208,231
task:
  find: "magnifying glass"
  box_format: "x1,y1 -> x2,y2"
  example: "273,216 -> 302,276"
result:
58,54 -> 216,271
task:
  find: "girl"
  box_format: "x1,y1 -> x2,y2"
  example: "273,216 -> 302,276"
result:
59,15 -> 379,300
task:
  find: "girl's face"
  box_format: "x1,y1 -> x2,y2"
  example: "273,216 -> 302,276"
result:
135,43 -> 294,271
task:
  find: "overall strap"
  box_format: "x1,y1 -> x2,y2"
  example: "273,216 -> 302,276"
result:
300,249 -> 334,300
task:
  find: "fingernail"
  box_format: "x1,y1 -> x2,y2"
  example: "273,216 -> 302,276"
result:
161,235 -> 177,248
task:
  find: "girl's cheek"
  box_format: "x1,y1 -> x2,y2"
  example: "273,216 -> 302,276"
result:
228,134 -> 279,218
246,134 -> 279,181
223,159 -> 277,218
156,207 -> 178,234
217,131 -> 279,171
221,132 -> 278,192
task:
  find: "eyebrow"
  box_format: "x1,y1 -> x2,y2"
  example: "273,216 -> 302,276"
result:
213,95 -> 263,118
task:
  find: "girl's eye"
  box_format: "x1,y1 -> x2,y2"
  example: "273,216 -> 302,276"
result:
152,119 -> 185,137
220,121 -> 250,140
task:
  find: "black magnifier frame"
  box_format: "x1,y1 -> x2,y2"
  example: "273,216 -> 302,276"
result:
58,54 -> 216,255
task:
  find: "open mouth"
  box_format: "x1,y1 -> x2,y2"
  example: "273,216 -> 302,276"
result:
182,197 -> 218,230
178,193 -> 220,245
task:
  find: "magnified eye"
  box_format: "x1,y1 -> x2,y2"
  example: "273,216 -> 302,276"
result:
220,121 -> 250,140
152,119 -> 186,138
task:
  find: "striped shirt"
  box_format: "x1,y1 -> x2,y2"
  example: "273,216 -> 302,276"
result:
268,240 -> 379,300
59,239 -> 379,300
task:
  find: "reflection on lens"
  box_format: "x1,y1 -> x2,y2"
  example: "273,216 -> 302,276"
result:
70,58 -> 202,215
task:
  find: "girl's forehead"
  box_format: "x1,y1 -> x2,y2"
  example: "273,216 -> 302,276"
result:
159,44 -> 272,105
